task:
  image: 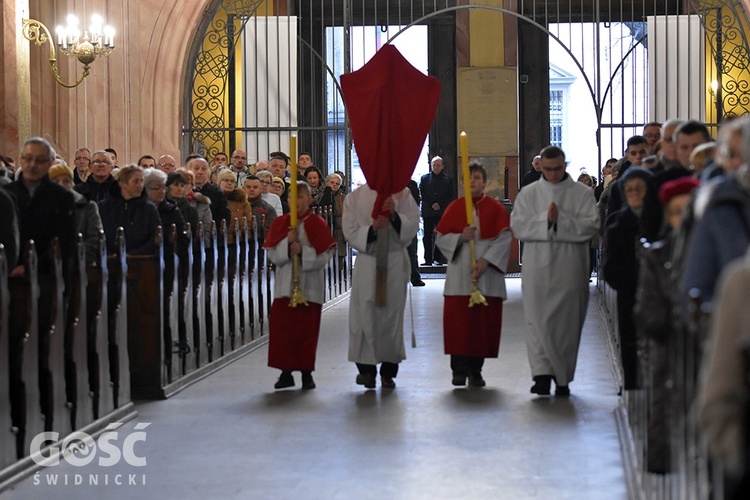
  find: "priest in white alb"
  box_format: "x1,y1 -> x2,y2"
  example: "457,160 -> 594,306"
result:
510,146 -> 599,396
343,184 -> 420,389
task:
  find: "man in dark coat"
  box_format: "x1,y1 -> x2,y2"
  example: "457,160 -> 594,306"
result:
186,156 -> 231,228
0,187 -> 20,270
74,150 -> 117,204
419,156 -> 455,265
407,179 -> 424,286
4,137 -> 75,276
519,155 -> 542,190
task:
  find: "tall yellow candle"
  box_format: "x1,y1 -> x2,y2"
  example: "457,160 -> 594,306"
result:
289,134 -> 298,227
459,131 -> 473,225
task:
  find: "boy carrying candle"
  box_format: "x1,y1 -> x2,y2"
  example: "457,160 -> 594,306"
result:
263,180 -> 336,389
435,163 -> 512,387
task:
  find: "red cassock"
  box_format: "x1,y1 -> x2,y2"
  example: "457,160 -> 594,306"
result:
264,212 -> 336,371
267,299 -> 323,371
437,195 -> 511,358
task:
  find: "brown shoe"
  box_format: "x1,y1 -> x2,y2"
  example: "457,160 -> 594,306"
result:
381,376 -> 396,389
355,373 -> 376,389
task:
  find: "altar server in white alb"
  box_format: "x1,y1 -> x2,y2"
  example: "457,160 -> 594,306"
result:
343,184 -> 420,390
510,146 -> 599,396
436,163 -> 512,388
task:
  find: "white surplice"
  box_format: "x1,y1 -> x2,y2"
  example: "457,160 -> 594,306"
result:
510,175 -> 599,385
343,184 -> 420,365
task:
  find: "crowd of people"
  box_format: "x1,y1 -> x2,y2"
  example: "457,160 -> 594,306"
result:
3,119 -> 749,489
554,117 -> 750,488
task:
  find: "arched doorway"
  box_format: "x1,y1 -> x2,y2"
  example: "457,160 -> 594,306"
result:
182,0 -> 750,189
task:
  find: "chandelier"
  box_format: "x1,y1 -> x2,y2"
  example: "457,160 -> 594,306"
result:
22,14 -> 115,88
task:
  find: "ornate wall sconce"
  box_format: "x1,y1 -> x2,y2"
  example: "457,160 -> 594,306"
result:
21,14 -> 115,88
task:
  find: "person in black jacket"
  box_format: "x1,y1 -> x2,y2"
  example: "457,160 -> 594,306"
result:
144,168 -> 188,261
185,156 -> 231,229
0,183 -> 19,271
74,150 -> 117,204
602,167 -> 653,390
407,180 -> 424,286
419,156 -> 455,265
4,137 -> 75,276
98,165 -> 160,256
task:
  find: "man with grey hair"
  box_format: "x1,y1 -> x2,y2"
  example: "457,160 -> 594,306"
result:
186,155 -> 231,227
75,150 -> 117,203
419,155 -> 455,265
4,137 -> 75,275
256,170 -> 283,216
72,146 -> 91,185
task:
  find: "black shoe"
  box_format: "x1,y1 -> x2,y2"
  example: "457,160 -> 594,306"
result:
555,385 -> 570,396
411,279 -> 426,287
468,372 -> 486,387
355,373 -> 376,389
381,376 -> 396,389
274,371 -> 295,389
301,371 -> 316,390
452,373 -> 467,386
530,375 -> 552,395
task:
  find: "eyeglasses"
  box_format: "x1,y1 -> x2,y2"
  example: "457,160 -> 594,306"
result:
158,163 -> 176,168
148,185 -> 167,191
74,157 -> 90,162
232,155 -> 247,160
91,160 -> 110,166
260,180 -> 272,185
21,156 -> 51,165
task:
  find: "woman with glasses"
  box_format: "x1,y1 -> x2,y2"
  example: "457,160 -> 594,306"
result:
218,169 -> 252,244
271,176 -> 290,214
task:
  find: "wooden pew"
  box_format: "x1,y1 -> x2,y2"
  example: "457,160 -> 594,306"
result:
162,225 -> 181,382
262,216 -> 274,337
204,222 -> 219,362
226,219 -> 241,351
87,232 -> 113,420
36,239 -> 67,435
215,220 -> 230,357
64,236 -> 92,431
0,246 -> 15,469
178,224 -> 195,374
191,222 -> 208,368
107,229 -> 130,410
8,243 -> 42,459
237,217 -> 252,345
126,228 -> 166,399
246,216 -> 260,341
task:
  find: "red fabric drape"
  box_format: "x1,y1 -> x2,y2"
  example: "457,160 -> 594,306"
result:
340,44 -> 441,218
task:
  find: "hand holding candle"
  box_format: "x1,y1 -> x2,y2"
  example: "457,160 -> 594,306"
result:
459,131 -> 487,307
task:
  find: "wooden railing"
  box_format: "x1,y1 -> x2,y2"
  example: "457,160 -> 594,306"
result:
0,210 -> 351,490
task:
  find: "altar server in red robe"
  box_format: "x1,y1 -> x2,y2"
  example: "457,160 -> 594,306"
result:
436,163 -> 512,387
263,181 -> 336,390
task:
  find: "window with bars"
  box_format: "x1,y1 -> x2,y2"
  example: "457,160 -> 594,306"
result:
550,90 -> 564,148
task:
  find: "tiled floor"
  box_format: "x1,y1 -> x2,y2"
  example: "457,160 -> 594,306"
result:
5,278 -> 627,499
